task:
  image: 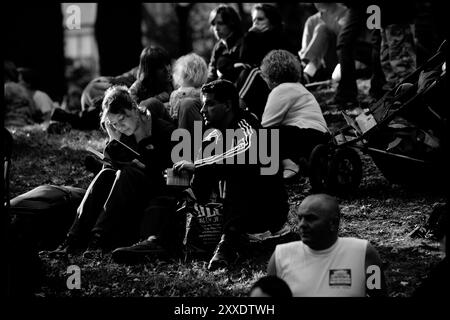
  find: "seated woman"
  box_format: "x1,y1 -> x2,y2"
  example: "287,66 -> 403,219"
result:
236,4 -> 295,121
240,3 -> 296,68
129,45 -> 174,122
51,85 -> 175,257
298,3 -> 348,82
260,50 -> 329,179
169,52 -> 208,136
207,4 -> 244,83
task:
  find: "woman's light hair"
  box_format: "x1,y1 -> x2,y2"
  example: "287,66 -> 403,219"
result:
172,53 -> 208,89
260,49 -> 302,87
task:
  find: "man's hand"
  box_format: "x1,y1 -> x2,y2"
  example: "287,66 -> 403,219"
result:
173,160 -> 195,174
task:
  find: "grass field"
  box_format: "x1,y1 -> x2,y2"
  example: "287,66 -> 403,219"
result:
7,80 -> 447,297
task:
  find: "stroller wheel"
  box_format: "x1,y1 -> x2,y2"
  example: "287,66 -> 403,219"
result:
329,147 -> 362,193
308,144 -> 334,193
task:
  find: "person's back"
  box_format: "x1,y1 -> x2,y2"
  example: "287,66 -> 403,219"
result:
275,237 -> 367,297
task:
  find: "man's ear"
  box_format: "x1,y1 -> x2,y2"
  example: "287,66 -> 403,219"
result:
329,216 -> 340,233
224,100 -> 233,112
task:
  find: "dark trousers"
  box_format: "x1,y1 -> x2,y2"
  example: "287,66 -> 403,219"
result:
275,126 -> 330,164
68,166 -> 152,249
369,28 -> 387,98
336,7 -> 365,101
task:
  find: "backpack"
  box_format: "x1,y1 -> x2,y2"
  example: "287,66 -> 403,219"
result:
9,185 -> 86,250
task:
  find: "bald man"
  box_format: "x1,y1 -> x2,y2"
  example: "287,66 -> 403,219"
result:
267,194 -> 386,297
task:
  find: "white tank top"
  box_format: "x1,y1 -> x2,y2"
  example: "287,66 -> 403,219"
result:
275,237 -> 368,297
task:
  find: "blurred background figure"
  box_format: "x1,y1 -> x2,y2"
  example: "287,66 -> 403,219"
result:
207,4 -> 244,83
240,3 -> 296,68
249,275 -> 292,297
18,67 -> 56,122
4,61 -> 36,127
299,3 -> 347,82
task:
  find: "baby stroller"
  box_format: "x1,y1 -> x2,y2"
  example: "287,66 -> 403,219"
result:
309,40 -> 447,194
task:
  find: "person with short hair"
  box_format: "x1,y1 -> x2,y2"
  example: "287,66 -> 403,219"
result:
169,52 -> 208,136
268,194 -> 387,297
249,275 -> 292,297
260,49 -> 329,179
51,85 -> 175,258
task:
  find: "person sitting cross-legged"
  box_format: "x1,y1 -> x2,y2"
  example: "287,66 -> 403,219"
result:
268,194 -> 387,297
111,79 -> 289,270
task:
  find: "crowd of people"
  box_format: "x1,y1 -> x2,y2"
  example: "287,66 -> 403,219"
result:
5,3 -> 448,298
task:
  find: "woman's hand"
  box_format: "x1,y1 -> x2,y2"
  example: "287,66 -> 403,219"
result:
173,160 -> 195,174
131,159 -> 146,170
104,119 -> 121,141
249,21 -> 270,33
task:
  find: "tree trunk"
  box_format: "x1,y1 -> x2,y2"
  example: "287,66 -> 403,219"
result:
174,3 -> 194,56
95,3 -> 143,76
5,3 -> 66,102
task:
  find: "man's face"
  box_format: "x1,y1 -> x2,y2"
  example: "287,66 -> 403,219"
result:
200,92 -> 229,128
297,198 -> 337,250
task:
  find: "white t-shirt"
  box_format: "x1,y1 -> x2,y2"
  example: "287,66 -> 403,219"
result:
275,237 -> 368,297
261,82 -> 328,133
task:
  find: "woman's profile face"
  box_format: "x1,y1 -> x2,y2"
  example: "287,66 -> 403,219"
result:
106,109 -> 139,136
212,13 -> 232,40
251,9 -> 271,31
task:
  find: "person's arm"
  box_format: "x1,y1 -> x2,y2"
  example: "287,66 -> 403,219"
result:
267,251 -> 277,276
365,242 -> 387,297
260,89 -> 288,127
207,43 -> 220,82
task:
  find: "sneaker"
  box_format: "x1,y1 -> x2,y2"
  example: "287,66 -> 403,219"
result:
207,234 -> 239,271
282,159 -> 300,180
111,236 -> 168,264
82,234 -> 104,259
47,237 -> 80,257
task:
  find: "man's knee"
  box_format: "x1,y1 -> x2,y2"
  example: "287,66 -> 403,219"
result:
314,23 -> 333,38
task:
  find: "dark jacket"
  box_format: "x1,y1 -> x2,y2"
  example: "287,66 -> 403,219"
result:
117,115 -> 176,197
240,28 -> 296,68
207,32 -> 244,83
191,109 -> 289,234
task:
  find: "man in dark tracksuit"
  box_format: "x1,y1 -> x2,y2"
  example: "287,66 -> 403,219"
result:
111,80 -> 289,270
